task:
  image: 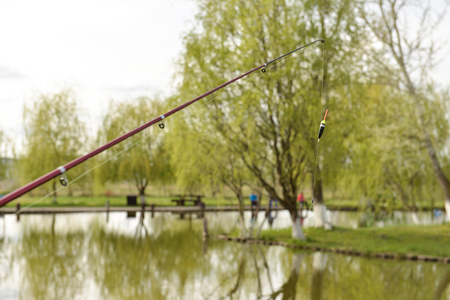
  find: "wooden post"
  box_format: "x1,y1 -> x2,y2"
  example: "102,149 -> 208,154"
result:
203,217 -> 208,239
16,203 -> 20,222
106,200 -> 110,223
198,201 -> 205,219
140,201 -> 146,220
201,201 -> 208,238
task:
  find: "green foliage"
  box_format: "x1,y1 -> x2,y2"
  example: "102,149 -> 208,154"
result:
166,93 -> 253,212
20,90 -> 88,199
359,0 -> 450,215
170,0 -> 368,218
337,79 -> 450,210
95,97 -> 171,196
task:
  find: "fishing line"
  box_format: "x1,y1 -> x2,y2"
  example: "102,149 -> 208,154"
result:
304,41 -> 326,236
9,42 -> 322,213
173,51 -> 304,125
13,52 -> 301,212
14,134 -> 154,214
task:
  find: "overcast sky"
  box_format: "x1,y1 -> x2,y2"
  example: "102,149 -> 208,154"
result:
1,0 -> 449,154
0,0 -> 198,148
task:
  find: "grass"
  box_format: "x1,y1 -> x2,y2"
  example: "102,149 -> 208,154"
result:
325,198 -> 446,211
259,224 -> 450,257
1,194 -> 446,211
2,195 -> 250,208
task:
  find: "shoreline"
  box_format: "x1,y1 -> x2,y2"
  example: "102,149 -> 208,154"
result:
2,204 -> 448,264
0,205 -> 284,214
0,203 -> 446,213
216,234 -> 450,264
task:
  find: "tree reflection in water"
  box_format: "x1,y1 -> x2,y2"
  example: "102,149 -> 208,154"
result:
268,253 -> 304,300
18,214 -> 86,300
4,213 -> 450,300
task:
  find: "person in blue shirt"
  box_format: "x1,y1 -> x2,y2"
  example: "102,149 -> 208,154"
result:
250,192 -> 258,208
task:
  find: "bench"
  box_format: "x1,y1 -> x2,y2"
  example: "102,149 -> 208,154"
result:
171,195 -> 203,206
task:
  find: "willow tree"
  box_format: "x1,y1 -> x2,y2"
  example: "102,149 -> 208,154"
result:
167,99 -> 254,236
340,84 -> 446,223
96,97 -> 171,202
170,0 -> 366,238
359,0 -> 450,219
21,90 -> 88,203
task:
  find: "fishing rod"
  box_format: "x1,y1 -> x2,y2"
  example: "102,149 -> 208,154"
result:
0,39 -> 324,207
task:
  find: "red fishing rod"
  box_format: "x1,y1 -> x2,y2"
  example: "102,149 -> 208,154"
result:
0,39 -> 324,207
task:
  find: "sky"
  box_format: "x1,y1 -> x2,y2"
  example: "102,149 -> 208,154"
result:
0,0 -> 198,151
0,0 -> 449,155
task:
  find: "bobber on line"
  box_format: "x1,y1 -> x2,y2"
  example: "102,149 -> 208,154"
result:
318,109 -> 328,142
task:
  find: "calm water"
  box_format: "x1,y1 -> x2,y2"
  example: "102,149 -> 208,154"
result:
229,209 -> 447,230
0,212 -> 448,300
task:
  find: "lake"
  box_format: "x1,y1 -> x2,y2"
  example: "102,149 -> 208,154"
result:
0,211 -> 448,299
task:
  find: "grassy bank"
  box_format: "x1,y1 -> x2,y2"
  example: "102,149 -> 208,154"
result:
258,224 -> 450,258
325,198 -> 446,211
1,195 -> 446,211
2,195 -> 244,208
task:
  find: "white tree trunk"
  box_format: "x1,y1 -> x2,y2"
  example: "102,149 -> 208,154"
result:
139,194 -> 146,205
311,252 -> 327,299
314,204 -> 333,229
411,212 -> 420,225
445,199 -> 450,222
291,253 -> 304,275
291,217 -> 306,240
314,204 -> 325,227
312,252 -> 328,272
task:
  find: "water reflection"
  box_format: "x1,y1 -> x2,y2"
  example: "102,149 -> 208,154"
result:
18,215 -> 86,300
0,213 -> 448,299
232,209 -> 447,230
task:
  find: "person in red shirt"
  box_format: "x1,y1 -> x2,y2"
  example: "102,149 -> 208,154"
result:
297,192 -> 305,225
297,192 -> 305,203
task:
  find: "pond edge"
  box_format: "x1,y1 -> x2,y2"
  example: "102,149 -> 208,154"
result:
215,235 -> 450,264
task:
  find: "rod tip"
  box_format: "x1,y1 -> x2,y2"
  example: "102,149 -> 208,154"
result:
320,39 -> 325,43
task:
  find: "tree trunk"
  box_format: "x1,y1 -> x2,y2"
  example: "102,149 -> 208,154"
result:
291,214 -> 305,240
410,92 -> 450,222
256,198 -> 273,238
312,169 -> 324,205
313,204 -> 325,227
411,212 -> 419,225
52,180 -> 57,204
237,193 -> 247,238
312,168 -> 332,229
138,188 -> 146,205
445,198 -> 450,222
